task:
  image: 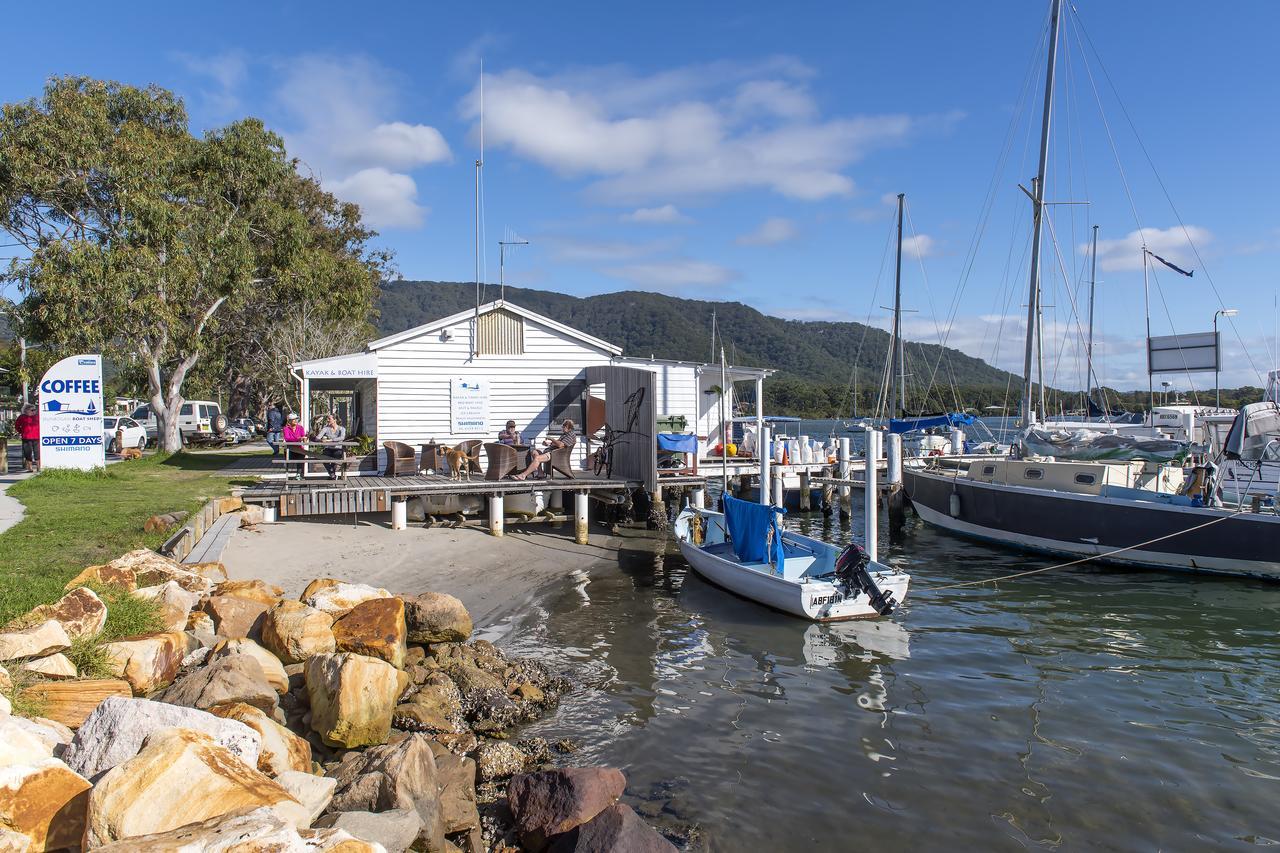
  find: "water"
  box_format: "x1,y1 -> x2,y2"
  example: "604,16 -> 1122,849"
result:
493,509 -> 1280,851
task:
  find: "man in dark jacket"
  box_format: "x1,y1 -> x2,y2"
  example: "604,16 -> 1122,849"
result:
266,403 -> 284,457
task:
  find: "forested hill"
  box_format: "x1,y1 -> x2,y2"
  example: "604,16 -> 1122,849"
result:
376,281 -> 1015,395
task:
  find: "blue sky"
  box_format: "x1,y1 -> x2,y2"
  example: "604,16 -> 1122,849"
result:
4,1 -> 1278,391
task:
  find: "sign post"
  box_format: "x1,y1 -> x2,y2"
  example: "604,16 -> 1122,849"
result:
39,354 -> 105,471
450,377 -> 490,435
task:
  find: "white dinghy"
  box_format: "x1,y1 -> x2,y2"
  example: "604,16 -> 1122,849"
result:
674,495 -> 909,621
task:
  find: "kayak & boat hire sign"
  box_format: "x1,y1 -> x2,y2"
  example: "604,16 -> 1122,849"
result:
39,354 -> 105,470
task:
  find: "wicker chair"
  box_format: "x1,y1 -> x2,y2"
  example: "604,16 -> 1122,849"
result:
383,441 -> 417,477
483,443 -> 520,481
453,439 -> 484,475
546,445 -> 575,480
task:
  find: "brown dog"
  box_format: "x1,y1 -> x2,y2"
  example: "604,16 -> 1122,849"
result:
445,447 -> 478,481
116,428 -> 143,460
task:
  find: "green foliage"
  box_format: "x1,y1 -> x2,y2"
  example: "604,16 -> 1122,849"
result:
63,634 -> 115,679
89,583 -> 164,642
2,666 -> 47,718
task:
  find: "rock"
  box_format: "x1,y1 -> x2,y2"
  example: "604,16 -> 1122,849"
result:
64,696 -> 261,781
88,805 -> 298,852
518,737 -> 552,764
84,728 -> 305,846
21,652 -> 77,680
108,549 -> 211,593
0,693 -> 9,720
475,741 -> 528,782
0,758 -> 91,851
11,717 -> 74,753
402,592 -> 473,644
64,564 -> 136,592
314,808 -> 422,853
213,579 -> 284,607
0,719 -> 54,767
218,496 -> 244,514
0,664 -> 10,693
515,682 -> 546,704
301,579 -> 391,617
132,581 -> 199,632
24,587 -> 108,641
157,654 -> 277,713
240,504 -> 266,527
305,653 -> 399,748
142,514 -> 176,533
325,734 -> 446,851
209,702 -> 309,777
181,645 -> 213,669
209,638 -> 290,693
0,827 -> 29,852
548,803 -> 677,853
186,560 -> 228,583
507,767 -> 627,851
332,598 -> 408,669
102,631 -> 187,694
187,610 -> 216,634
0,620 -> 70,662
202,595 -> 270,640
261,600 -> 336,665
392,672 -> 465,734
432,732 -> 478,756
274,770 -> 335,826
18,679 -> 132,729
435,752 -> 480,835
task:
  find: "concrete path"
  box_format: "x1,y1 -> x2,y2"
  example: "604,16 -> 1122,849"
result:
0,468 -> 33,535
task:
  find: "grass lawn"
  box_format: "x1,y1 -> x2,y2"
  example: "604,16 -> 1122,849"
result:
0,451 -> 264,625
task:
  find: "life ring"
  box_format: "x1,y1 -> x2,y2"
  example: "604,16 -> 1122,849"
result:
928,448 -> 943,457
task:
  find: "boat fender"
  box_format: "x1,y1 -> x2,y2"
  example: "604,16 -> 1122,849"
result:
834,543 -> 896,616
949,492 -> 961,518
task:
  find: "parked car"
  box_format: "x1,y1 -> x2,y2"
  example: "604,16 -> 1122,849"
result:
103,416 -> 148,453
228,417 -> 260,436
223,424 -> 253,445
130,401 -> 229,443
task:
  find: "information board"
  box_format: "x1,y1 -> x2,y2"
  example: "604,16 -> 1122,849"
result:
450,377 -> 490,435
1148,331 -> 1219,374
38,353 -> 105,470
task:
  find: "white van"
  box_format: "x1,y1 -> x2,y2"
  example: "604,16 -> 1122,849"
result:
130,400 -> 232,443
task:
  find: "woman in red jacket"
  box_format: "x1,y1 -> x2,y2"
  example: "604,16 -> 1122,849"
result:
14,404 -> 39,473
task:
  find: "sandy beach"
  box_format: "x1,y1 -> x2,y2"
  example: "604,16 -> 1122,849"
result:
220,517 -> 639,630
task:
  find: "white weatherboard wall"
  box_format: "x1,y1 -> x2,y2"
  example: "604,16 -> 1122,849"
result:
375,312 -> 615,466
612,359 -> 699,429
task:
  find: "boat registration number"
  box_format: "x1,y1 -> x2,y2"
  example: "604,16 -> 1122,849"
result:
810,592 -> 845,607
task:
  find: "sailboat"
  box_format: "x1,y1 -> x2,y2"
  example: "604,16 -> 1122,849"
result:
902,0 -> 1280,580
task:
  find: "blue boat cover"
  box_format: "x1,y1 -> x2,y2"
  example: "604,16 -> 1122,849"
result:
657,433 -> 697,453
888,412 -> 976,434
722,494 -> 786,568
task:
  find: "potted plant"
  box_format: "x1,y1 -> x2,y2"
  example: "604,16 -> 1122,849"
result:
351,434 -> 378,473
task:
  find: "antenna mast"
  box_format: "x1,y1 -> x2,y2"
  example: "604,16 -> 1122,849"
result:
474,62 -> 484,356
498,237 -> 529,302
1085,224 -> 1098,411
890,193 -> 905,419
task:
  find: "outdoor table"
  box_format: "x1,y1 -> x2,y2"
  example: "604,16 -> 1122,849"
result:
278,440 -> 361,482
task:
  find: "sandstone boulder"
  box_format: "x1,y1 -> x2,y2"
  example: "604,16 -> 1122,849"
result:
305,653 -> 399,748
209,702 -> 309,777
24,587 -> 108,641
218,496 -> 244,514
21,652 -> 77,680
239,504 -> 266,527
0,827 -> 29,852
333,597 -> 407,669
301,579 -> 391,617
103,631 -> 187,694
186,560 -> 228,583
403,592 -> 473,644
435,751 -> 481,837
213,579 -> 284,607
0,758 -> 91,851
8,717 -> 73,754
109,549 -> 211,593
261,600 -> 336,665
19,679 -> 132,729
326,734 -> 446,851
475,741 -> 528,782
0,719 -> 54,768
547,803 -> 677,853
0,620 -> 70,662
507,767 -> 627,851
64,563 -> 136,592
142,514 -> 179,534
89,805 -> 371,852
0,694 -> 9,719
64,696 -> 260,781
314,808 -> 422,853
274,770 -> 335,826
84,728 -> 305,846
0,664 -> 10,693
392,671 -> 465,734
157,654 -> 277,713
187,610 -> 216,634
202,595 -> 270,639
132,581 -> 199,632
209,638 -> 290,693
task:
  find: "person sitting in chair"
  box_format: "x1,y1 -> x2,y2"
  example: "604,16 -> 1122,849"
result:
498,420 -> 522,445
317,414 -> 347,480
512,419 -> 576,480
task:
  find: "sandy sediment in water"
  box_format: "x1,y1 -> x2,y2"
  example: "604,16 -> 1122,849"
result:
220,518 -> 628,628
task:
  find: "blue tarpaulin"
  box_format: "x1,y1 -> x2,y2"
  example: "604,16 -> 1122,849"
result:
657,433 -> 697,453
888,412 -> 976,434
722,494 -> 785,569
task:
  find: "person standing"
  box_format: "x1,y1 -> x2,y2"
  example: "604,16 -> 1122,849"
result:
265,402 -> 284,457
14,404 -> 39,473
316,414 -> 347,480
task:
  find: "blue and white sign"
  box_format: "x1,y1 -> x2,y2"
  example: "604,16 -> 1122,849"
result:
39,354 -> 105,470
450,377 -> 490,435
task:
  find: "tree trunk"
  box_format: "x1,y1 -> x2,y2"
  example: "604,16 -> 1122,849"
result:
146,351 -> 199,454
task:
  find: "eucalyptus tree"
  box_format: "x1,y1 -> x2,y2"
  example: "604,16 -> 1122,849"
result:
0,77 -> 387,451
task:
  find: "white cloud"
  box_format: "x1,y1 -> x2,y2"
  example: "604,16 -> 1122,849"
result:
1091,225 -> 1211,273
604,259 -> 737,291
173,51 -> 248,115
462,62 -> 956,204
550,237 -> 678,262
901,234 -> 934,259
621,204 -> 690,224
735,217 -> 798,246
274,56 -> 451,231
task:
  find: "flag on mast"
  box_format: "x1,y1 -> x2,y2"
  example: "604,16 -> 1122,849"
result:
1149,252 -> 1194,277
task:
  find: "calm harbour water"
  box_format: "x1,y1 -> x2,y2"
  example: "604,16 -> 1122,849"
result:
491,501 -> 1280,850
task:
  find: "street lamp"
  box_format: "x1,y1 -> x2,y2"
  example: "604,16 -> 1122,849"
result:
1214,308 -> 1238,407
1161,381 -> 1172,404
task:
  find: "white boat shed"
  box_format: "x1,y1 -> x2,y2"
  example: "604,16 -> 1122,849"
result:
291,300 -> 772,474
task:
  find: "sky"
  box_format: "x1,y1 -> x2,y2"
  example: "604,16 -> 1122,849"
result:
3,0 -> 1278,392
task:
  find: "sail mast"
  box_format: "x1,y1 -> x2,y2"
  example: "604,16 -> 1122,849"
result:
890,192 -> 905,418
1020,0 -> 1063,426
1086,224 -> 1098,411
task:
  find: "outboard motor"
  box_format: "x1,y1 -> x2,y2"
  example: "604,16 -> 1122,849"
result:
834,543 -> 897,616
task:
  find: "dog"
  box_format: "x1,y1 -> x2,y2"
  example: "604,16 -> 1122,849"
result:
116,428 -> 143,460
444,447 -> 479,481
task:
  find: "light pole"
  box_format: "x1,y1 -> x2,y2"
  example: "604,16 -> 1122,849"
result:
1213,308 -> 1238,407
1161,381 -> 1172,404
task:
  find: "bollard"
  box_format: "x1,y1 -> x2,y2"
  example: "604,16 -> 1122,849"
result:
864,429 -> 879,562
575,491 -> 589,544
391,498 -> 407,531
691,486 -> 706,509
798,470 -> 811,511
887,433 -> 903,486
489,494 -> 504,537
837,437 -> 851,522
759,425 -> 772,506
772,470 -> 786,510
950,427 -> 966,457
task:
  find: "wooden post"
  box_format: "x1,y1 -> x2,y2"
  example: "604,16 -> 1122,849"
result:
772,470 -> 785,510
888,485 -> 908,544
798,470 -> 811,511
489,494 -> 504,537
837,438 -> 851,522
886,433 -> 903,485
575,491 -> 589,545
737,474 -> 751,500
391,497 -> 407,531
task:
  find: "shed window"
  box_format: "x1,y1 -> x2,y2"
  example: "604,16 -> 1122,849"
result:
1024,468 -> 1044,480
1074,473 -> 1097,485
982,465 -> 996,476
477,309 -> 524,355
549,379 -> 586,432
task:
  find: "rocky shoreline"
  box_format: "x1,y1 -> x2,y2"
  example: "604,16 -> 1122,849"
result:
0,539 -> 685,851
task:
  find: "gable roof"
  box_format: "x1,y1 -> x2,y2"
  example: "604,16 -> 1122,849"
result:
367,300 -> 622,355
